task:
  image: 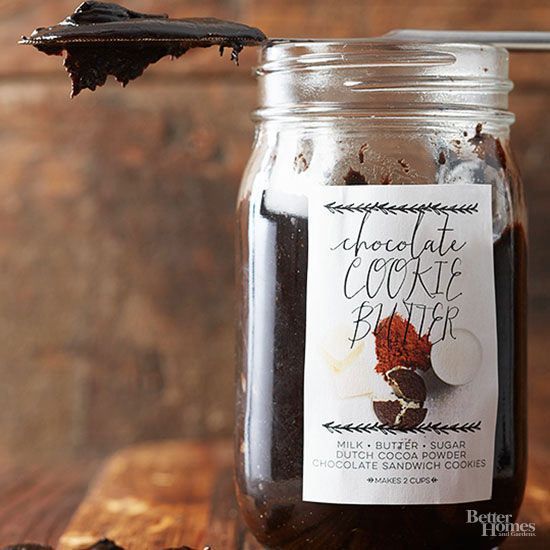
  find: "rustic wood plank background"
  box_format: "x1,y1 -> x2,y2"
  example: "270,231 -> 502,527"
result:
0,0 -> 547,463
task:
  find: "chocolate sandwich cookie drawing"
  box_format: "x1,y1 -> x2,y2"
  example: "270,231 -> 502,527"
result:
372,314 -> 431,429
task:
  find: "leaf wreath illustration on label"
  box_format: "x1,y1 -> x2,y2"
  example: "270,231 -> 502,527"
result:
303,184 -> 498,505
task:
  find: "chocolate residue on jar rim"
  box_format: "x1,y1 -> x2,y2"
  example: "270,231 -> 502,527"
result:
358,143 -> 369,164
19,1 -> 267,97
398,158 -> 410,173
294,153 -> 309,173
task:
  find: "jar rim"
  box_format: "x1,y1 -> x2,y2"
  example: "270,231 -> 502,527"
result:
255,39 -> 514,125
263,38 -> 508,50
259,39 -> 509,75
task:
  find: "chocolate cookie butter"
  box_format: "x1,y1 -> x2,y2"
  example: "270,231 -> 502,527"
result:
236,42 -> 527,549
20,1 -> 266,96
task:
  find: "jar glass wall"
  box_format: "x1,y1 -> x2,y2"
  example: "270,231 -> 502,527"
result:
235,41 -> 527,549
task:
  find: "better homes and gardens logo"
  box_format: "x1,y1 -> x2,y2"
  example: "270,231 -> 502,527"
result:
466,510 -> 536,538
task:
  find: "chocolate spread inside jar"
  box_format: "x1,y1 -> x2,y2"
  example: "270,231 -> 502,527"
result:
236,41 -> 527,549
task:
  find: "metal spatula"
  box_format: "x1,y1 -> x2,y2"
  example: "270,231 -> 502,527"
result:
383,30 -> 550,51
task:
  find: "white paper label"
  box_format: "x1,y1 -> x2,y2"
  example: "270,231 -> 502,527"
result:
303,184 -> 498,505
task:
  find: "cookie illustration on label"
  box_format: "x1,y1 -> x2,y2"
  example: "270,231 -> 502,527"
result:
387,367 -> 427,403
373,399 -> 428,429
372,314 -> 431,429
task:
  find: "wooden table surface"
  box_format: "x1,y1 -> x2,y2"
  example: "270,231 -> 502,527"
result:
0,437 -> 547,549
0,330 -> 547,549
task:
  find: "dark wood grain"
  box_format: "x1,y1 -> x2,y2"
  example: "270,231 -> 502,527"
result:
0,80 -> 254,463
0,462 -> 97,547
57,440 -> 234,549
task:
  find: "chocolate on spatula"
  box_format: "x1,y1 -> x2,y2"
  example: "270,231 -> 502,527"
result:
19,1 -> 267,97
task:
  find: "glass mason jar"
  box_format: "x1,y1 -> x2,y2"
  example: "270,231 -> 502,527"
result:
235,40 -> 527,550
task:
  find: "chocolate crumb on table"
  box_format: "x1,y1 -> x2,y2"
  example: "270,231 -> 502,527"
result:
82,541 -> 211,550
83,539 -> 125,550
1,541 -> 213,550
19,1 -> 267,96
